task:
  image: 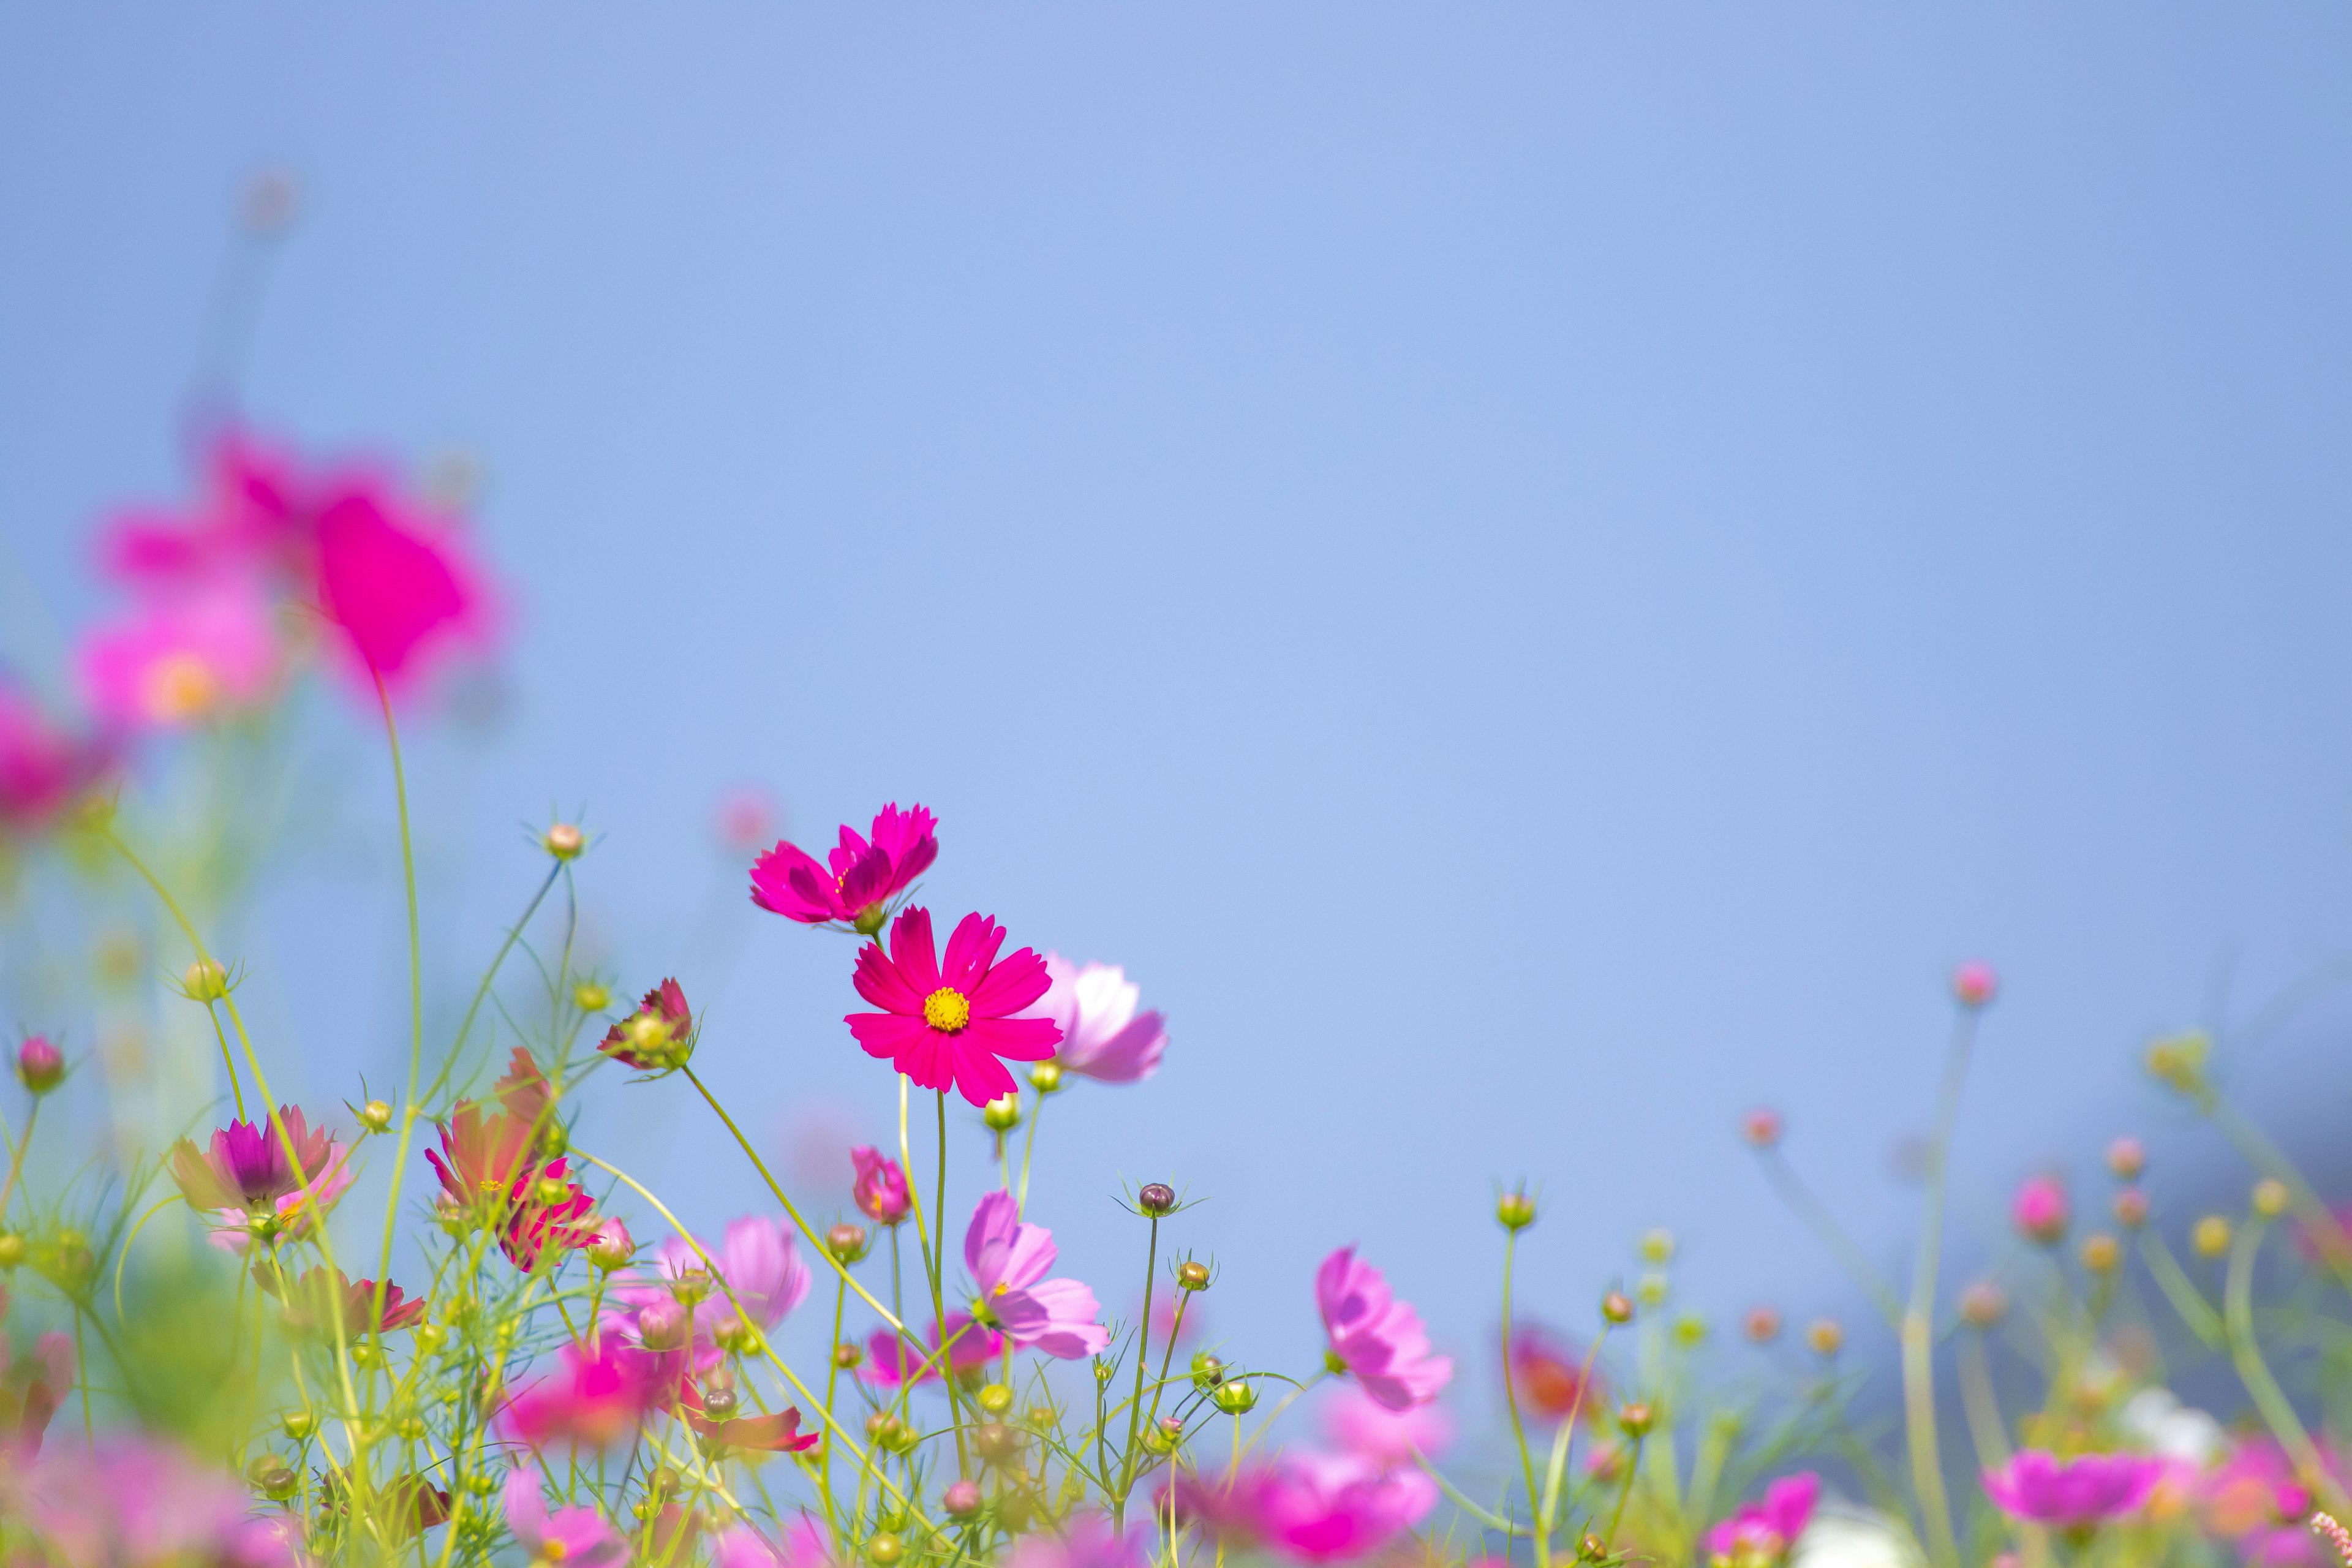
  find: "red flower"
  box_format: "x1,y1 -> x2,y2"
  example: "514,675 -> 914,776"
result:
750,803 -> 937,931
846,908 -> 1061,1106
264,1267 -> 428,1333
424,1102 -> 597,1271
679,1379 -> 821,1454
598,979 -> 695,1072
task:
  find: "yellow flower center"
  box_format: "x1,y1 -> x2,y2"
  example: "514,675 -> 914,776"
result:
922,987 -> 971,1032
993,1281 -> 1010,1296
143,653 -> 222,723
542,1543 -> 570,1562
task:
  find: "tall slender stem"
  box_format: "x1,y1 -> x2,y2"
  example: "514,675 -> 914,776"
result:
0,1101 -> 39,1224
368,669 -> 426,1368
2225,1216 -> 2351,1517
930,1088 -> 970,1475
1902,1007 -> 1976,1568
1500,1229 -> 1546,1564
1116,1212 -> 1162,1529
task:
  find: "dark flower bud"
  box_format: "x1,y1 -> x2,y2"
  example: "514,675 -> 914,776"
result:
699,1385 -> 741,1420
974,1422 -> 1025,1466
249,1458 -> 297,1501
1191,1352 -> 1226,1391
1138,1183 -> 1177,1216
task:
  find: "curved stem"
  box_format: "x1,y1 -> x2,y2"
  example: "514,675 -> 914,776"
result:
0,1101 -> 40,1224
1539,1328 -> 1610,1540
2225,1216 -> 2351,1517
1903,1008 -> 1975,1568
1757,1147 -> 1904,1327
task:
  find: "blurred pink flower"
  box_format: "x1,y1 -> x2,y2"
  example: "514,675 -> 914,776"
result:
1706,1473 -> 1820,1563
845,908 -> 1062,1107
2204,1439 -> 2347,1566
1953,961 -> 1999,1008
100,431 -> 307,589
1317,1246 -> 1452,1411
714,1515 -> 833,1568
860,1315 -> 1004,1388
2013,1175 -> 2070,1246
678,1379 -> 821,1454
965,1190 -> 1110,1358
714,786 -> 783,856
503,1465 -> 625,1567
1322,1384 -> 1453,1466
0,1312 -> 72,1461
1167,1454 -> 1437,1564
1506,1322 -> 1603,1425
750,802 -> 938,929
77,577 -> 278,731
0,680 -> 107,837
1023,956 -> 1169,1084
1983,1450 -> 2162,1531
18,1436 -> 301,1566
614,1216 -> 812,1371
502,1339 -> 666,1452
1004,1513 -> 1147,1568
851,1145 -> 912,1226
263,1267 -> 427,1334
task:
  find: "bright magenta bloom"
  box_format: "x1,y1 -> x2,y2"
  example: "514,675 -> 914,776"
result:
1316,1246 -> 1452,1411
18,1437 -> 301,1566
502,1340 -> 666,1452
1983,1450 -> 2163,1531
846,908 -> 1061,1106
77,577 -> 278,731
861,1315 -> 1005,1387
1707,1473 -> 1820,1564
312,481 -> 492,690
598,978 -> 696,1071
751,802 -> 938,929
2012,1175 -> 2070,1246
965,1191 -> 1110,1358
100,431 -> 308,588
0,681 -> 107,838
424,1102 -> 597,1270
1167,1455 -> 1436,1564
167,1106 -> 355,1251
851,1145 -> 912,1226
1025,956 -> 1170,1084
503,1465 -> 627,1566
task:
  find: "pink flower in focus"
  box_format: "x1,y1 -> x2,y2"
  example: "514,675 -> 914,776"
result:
1321,1384 -> 1453,1467
77,578 -> 279,731
313,480 -> 492,690
965,1191 -> 1110,1358
860,1316 -> 1005,1388
20,1437 -> 301,1566
2013,1175 -> 2070,1246
1953,961 -> 1999,1008
1983,1450 -> 2163,1532
1316,1246 -> 1452,1411
851,1146 -> 912,1226
503,1465 -> 626,1567
1023,956 -> 1170,1084
0,681 -> 107,838
750,802 -> 938,930
1706,1473 -> 1820,1564
845,908 -> 1062,1107
1003,1513 -> 1148,1568
502,1340 -> 666,1452
167,1104 -> 356,1251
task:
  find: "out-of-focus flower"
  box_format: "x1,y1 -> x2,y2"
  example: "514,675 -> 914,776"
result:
1743,1108 -> 1784,1148
2107,1138 -> 2147,1180
168,1106 -> 356,1251
1020,956 -> 1169,1085
502,1340 -> 667,1452
1003,1513 -> 1148,1568
1321,1384 -> 1452,1466
0,680 -> 108,839
1951,962 -> 1998,1008
15,1035 -> 64,1096
1166,1454 -> 1438,1564
750,803 -> 938,931
1982,1451 -> 2163,1531
598,978 -> 696,1072
965,1191 -> 1110,1358
17,1437 -> 301,1565
2012,1176 -> 2070,1246
679,1379 -> 821,1454
845,908 -> 1061,1107
713,1515 -> 833,1568
2119,1389 -> 2226,1469
1505,1322 -> 1600,1423
860,1316 -> 1004,1389
78,578 -> 279,731
503,1464 -> 625,1567
424,1101 -> 598,1270
2203,1439 -> 2348,1566
317,1468 -> 451,1542
100,432 -> 306,589
1789,1506 -> 1923,1568
851,1146 -> 911,1226
2294,1202 -> 2352,1268
1708,1474 -> 1821,1567
1317,1246 -> 1451,1411
615,1217 -> 812,1371
714,786 -> 782,856
263,1267 -> 427,1334
0,1311 -> 72,1461
312,480 -> 493,692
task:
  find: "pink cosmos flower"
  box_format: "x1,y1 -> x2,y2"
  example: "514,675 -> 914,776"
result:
77,577 -> 279,731
0,681 -> 107,838
851,1145 -> 912,1226
18,1437 -> 301,1566
0,1311 -> 72,1461
1707,1473 -> 1821,1564
312,480 -> 492,691
714,1515 -> 833,1568
423,1102 -> 598,1270
860,1315 -> 1005,1388
167,1106 -> 356,1252
965,1190 -> 1110,1358
613,1217 -> 812,1371
750,802 -> 938,930
1023,956 -> 1170,1084
678,1379 -> 821,1454
2204,1439 -> 2347,1566
846,908 -> 1062,1106
503,1465 -> 627,1567
1316,1246 -> 1452,1411
1322,1384 -> 1453,1467
502,1339 -> 668,1452
2013,1176 -> 2071,1246
1983,1450 -> 2163,1531
100,431 -> 308,589
1167,1455 -> 1438,1564
1003,1514 -> 1148,1568
597,978 -> 696,1071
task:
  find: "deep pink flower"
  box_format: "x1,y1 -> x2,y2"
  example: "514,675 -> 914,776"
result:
77,577 -> 279,731
851,1145 -> 912,1226
1167,1455 -> 1437,1564
1983,1450 -> 2163,1531
1707,1473 -> 1820,1564
15,1035 -> 64,1096
750,802 -> 938,929
502,1340 -> 666,1452
860,1315 -> 1004,1388
312,481 -> 491,690
1316,1246 -> 1452,1411
612,1216 -> 812,1371
846,908 -> 1062,1106
1023,956 -> 1169,1084
265,1266 -> 428,1333
0,681 -> 107,837
2013,1176 -> 2070,1246
965,1190 -> 1110,1358
597,978 -> 696,1071
167,1106 -> 355,1251
503,1465 -> 626,1567
18,1437 -> 301,1566
1003,1514 -> 1148,1568
423,1102 -> 598,1270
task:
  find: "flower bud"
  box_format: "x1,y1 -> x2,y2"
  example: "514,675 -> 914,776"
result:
977,1382 -> 1016,1418
2106,1137 -> 2146,1181
1029,1060 -> 1064,1093
2253,1179 -> 2291,1218
639,1301 -> 690,1352
2145,1031 -> 2211,1095
184,959 -> 230,1002
575,981 -> 611,1012
2011,1175 -> 2070,1246
2193,1215 -> 2233,1257
1600,1291 -> 1634,1325
1213,1378 -> 1258,1415
2113,1188 -> 2149,1230
357,1098 -> 394,1134
1959,1281 -> 2008,1327
1640,1229 -> 1675,1265
669,1268 -> 713,1306
973,1422 -> 1024,1466
1951,961 -> 1997,1008
281,1409 -> 317,1441
1743,1305 -> 1781,1343
2079,1233 -> 2120,1274
1497,1189 -> 1537,1232
827,1223 -> 870,1264
982,1092 -> 1022,1131
1094,1362 -> 1115,1384
1673,1313 -> 1708,1347
1137,1183 -> 1176,1216
1617,1402 -> 1655,1438
415,1322 -> 449,1355
1580,1534 -> 1609,1562
943,1480 -> 984,1519
249,1457 -> 297,1501
13,1036 -> 62,1096
699,1385 -> 741,1420
543,823 -> 585,860
864,1411 -> 900,1444
867,1534 -> 904,1566
585,1217 -> 634,1272
1742,1108 -> 1784,1148
713,1316 -> 761,1355
1145,1415 -> 1186,1453
0,1233 -> 21,1269
1177,1260 -> 1211,1292
832,1340 -> 861,1369
1191,1352 -> 1226,1391
1025,1403 -> 1057,1431
1806,1318 -> 1844,1356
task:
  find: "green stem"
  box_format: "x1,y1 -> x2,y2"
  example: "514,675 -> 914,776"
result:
2139,1232 -> 2226,1349
1903,1008 -> 1975,1568
1017,1089 -> 1047,1216
2225,1215 -> 2351,1517
1758,1147 -> 1903,1327
1116,1212 -> 1162,1528
0,1101 -> 39,1223
1500,1229 -> 1546,1564
932,1088 -> 971,1477
1603,1434 -> 1644,1551
1539,1329 -> 1610,1540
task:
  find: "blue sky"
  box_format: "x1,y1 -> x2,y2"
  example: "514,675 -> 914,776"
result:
4,6 -> 2352,1437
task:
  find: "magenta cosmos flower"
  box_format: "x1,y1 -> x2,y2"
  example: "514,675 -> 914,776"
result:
313,481 -> 493,691
1707,1473 -> 1820,1565
846,908 -> 1062,1106
750,802 -> 938,931
2012,1175 -> 2070,1246
20,1437 -> 301,1567
861,1314 -> 1005,1388
167,1106 -> 356,1251
502,1338 -> 668,1452
851,1145 -> 912,1226
1023,956 -> 1170,1084
503,1466 -> 626,1567
77,576 -> 279,733
1316,1246 -> 1452,1411
965,1191 -> 1110,1358
713,1515 -> 834,1568
0,680 -> 108,839
1983,1450 -> 2163,1532
1167,1454 -> 1436,1566
597,977 -> 696,1071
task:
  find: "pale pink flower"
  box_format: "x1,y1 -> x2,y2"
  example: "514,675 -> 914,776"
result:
1321,1384 -> 1453,1466
2012,1175 -> 2070,1246
1316,1246 -> 1452,1410
614,1217 -> 811,1371
1167,1455 -> 1437,1564
1983,1450 -> 2162,1531
503,1465 -> 627,1566
713,1515 -> 832,1568
1004,1513 -> 1148,1568
1023,956 -> 1169,1084
2203,1439 -> 2348,1566
18,1437 -> 301,1566
1706,1473 -> 1820,1563
966,1191 -> 1109,1357
77,577 -> 279,731
859,1314 -> 1004,1387
99,431 -> 307,589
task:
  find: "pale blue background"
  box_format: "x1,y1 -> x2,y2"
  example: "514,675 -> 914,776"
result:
4,5 -> 2352,1447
